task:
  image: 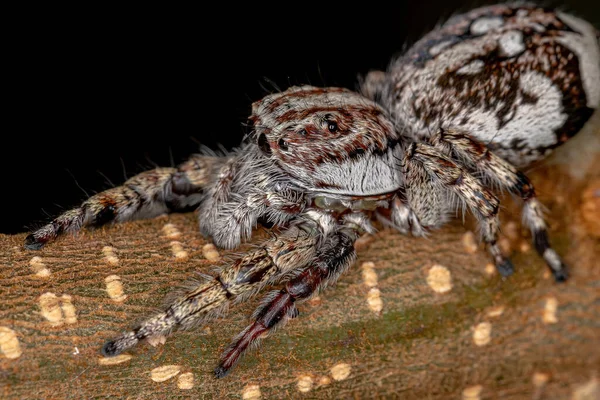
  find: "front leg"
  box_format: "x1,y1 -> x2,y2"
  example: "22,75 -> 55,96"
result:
25,154 -> 224,250
215,223 -> 359,377
403,143 -> 513,276
102,222 -> 319,357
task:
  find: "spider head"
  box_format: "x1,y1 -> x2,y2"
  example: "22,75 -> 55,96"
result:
250,85 -> 404,197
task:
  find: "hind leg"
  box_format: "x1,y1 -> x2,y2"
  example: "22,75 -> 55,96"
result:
430,129 -> 568,281
25,154 -> 224,249
403,142 -> 514,276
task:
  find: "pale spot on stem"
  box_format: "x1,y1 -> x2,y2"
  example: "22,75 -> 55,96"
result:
367,288 -> 383,314
29,256 -> 51,277
162,223 -> 182,239
426,264 -> 453,293
39,292 -> 64,327
473,322 -> 492,346
102,246 -> 119,266
297,375 -> 314,393
105,275 -> 127,302
170,241 -> 188,260
98,354 -> 132,365
543,297 -> 558,324
317,376 -> 332,387
361,261 -> 383,314
462,384 -> 483,400
0,327 -> 22,359
361,261 -> 378,288
60,295 -> 77,324
242,384 -> 262,400
150,365 -> 181,382
202,243 -> 221,262
486,306 -> 505,318
177,372 -> 194,390
330,363 -> 352,381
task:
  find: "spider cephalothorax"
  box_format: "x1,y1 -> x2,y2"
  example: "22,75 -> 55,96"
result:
250,86 -> 404,196
24,2 -> 599,378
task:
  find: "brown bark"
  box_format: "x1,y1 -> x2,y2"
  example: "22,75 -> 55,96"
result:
1,119 -> 599,399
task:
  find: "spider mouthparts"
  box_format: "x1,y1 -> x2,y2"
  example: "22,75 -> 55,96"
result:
24,234 -> 45,250
213,365 -> 230,379
101,340 -> 121,357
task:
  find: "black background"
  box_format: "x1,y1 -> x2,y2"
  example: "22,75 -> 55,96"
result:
3,0 -> 599,234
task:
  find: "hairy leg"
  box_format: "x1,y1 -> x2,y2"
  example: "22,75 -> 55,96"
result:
430,129 -> 568,281
101,223 -> 318,357
403,143 -> 513,276
214,226 -> 358,378
25,154 -> 225,249
205,187 -> 306,250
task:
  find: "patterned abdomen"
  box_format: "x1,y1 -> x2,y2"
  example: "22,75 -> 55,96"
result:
376,3 -> 600,167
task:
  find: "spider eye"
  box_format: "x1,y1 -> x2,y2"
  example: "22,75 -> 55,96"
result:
327,121 -> 338,133
298,128 -> 307,135
278,138 -> 289,151
257,133 -> 272,155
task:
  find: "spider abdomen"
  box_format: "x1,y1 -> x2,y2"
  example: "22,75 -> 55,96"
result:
366,3 -> 599,167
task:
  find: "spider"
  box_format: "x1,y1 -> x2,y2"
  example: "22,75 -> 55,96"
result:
24,2 -> 599,378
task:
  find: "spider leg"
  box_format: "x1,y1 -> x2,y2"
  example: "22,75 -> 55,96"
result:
376,192 -> 428,237
430,129 -> 568,281
205,187 -> 306,250
214,225 -> 359,378
101,223 -> 318,357
403,143 -> 513,276
24,155 -> 225,249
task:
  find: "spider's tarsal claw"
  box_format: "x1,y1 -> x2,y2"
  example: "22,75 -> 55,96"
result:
552,264 -> 569,283
24,234 -> 45,250
496,258 -> 514,277
213,365 -> 230,379
541,248 -> 569,283
101,340 -> 121,357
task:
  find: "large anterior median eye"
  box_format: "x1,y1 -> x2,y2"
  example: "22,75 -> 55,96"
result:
324,114 -> 338,133
327,120 -> 338,133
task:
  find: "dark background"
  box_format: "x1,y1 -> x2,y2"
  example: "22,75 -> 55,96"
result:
3,0 -> 598,235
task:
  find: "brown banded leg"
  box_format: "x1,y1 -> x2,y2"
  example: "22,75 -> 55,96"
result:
431,129 -> 568,281
25,154 -> 223,249
101,224 -> 318,357
214,227 -> 357,378
404,143 -> 513,276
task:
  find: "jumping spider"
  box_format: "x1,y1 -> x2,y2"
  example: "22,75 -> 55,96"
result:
25,3 -> 599,378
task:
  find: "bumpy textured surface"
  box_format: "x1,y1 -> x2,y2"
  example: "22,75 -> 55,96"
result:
1,117 -> 598,399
